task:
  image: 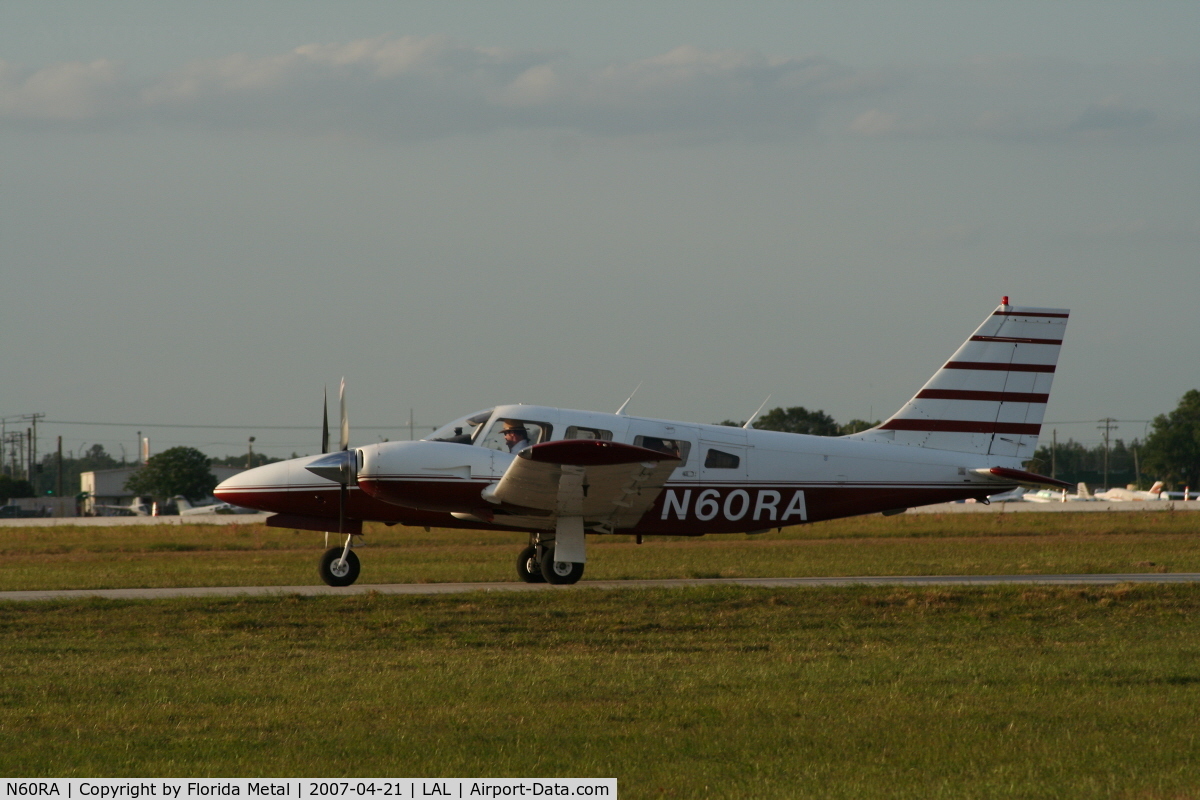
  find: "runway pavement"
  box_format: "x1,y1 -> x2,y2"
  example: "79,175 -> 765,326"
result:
5,573 -> 1200,602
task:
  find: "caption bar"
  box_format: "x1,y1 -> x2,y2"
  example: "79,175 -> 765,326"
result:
3,781 -> 616,800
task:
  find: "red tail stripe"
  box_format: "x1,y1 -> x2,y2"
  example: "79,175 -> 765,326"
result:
943,361 -> 1056,373
880,419 -> 1042,435
916,389 -> 1050,403
993,310 -> 1069,318
970,335 -> 1063,345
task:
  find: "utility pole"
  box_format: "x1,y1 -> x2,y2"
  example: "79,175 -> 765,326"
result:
57,436 -> 64,499
3,431 -> 19,477
246,436 -> 256,469
11,413 -> 47,485
1132,443 -> 1141,491
1098,418 -> 1118,491
1051,429 -> 1057,480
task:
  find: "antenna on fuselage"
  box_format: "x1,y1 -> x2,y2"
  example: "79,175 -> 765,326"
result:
615,383 -> 642,415
743,395 -> 772,429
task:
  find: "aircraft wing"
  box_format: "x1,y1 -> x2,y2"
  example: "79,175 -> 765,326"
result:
485,440 -> 682,530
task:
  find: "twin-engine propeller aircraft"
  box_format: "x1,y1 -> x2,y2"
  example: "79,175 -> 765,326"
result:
215,299 -> 1072,587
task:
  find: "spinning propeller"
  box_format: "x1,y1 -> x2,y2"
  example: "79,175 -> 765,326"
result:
305,378 -> 355,535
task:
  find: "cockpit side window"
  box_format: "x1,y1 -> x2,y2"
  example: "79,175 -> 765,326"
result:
479,418 -> 552,454
565,426 -> 612,441
634,436 -> 690,464
426,409 -> 495,444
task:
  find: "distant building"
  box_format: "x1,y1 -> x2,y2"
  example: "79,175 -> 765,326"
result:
81,466 -> 246,515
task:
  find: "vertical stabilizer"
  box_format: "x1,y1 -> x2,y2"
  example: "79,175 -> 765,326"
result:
851,299 -> 1069,458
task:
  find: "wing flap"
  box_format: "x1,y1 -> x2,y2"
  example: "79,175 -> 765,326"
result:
487,440 -> 682,528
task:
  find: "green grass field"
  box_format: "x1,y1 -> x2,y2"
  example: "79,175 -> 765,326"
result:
3,513 -> 1200,797
2,511 -> 1200,590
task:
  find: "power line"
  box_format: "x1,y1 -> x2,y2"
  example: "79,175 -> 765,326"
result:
1044,419 -> 1150,425
42,419 -> 429,431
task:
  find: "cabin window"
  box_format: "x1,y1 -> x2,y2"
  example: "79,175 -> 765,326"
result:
565,426 -> 612,441
704,448 -> 740,469
426,408 -> 494,444
479,418 -> 552,454
634,436 -> 691,464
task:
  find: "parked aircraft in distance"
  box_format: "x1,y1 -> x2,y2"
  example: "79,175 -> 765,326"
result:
94,496 -> 153,516
1093,481 -> 1165,502
174,495 -> 262,516
1023,482 -> 1098,502
215,299 -> 1072,587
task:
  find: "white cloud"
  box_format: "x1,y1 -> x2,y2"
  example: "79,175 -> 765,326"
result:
0,59 -> 123,120
1,38 -> 1196,145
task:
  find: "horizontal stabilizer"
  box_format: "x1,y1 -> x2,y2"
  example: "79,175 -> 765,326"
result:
520,439 -> 681,467
971,467 -> 1073,490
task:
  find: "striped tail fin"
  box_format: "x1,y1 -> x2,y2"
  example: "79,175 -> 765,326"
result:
853,299 -> 1069,458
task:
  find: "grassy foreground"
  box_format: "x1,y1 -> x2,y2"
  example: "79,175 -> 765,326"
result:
2,511 -> 1200,590
2,584 -> 1200,798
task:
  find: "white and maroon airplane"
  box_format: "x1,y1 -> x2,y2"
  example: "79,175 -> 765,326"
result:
215,298 -> 1071,587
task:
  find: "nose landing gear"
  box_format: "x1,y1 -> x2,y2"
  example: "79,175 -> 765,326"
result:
319,534 -> 361,586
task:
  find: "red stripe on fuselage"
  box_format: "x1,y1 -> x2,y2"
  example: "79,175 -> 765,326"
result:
223,479 -> 1009,536
879,419 -> 1041,435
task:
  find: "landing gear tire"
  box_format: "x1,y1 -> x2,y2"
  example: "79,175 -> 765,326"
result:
539,545 -> 584,585
319,547 -> 360,587
516,545 -> 546,583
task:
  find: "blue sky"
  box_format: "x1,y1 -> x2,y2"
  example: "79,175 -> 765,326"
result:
2,2 -> 1197,461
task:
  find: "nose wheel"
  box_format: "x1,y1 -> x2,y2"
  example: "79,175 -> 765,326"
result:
319,543 -> 360,586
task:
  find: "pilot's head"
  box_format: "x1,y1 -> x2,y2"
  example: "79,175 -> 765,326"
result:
502,421 -> 529,441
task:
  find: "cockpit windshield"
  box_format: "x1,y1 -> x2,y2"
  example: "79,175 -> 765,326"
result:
424,408 -> 495,445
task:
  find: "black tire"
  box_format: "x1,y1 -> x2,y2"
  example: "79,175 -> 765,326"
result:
318,547 -> 361,587
516,545 -> 546,583
539,545 -> 584,585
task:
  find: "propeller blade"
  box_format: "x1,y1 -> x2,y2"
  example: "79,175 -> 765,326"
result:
321,386 -> 330,454
339,377 -> 349,451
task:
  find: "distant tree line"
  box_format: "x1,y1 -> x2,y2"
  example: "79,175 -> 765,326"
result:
1026,438 -> 1143,491
719,406 -> 879,436
1,444 -> 284,503
1029,390 -> 1200,490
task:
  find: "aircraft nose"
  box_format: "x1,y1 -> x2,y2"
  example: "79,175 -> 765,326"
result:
214,459 -> 299,511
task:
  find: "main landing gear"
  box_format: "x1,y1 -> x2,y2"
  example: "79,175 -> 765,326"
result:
315,532 -> 585,588
516,538 -> 584,585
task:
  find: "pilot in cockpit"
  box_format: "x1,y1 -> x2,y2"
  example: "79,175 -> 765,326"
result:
502,421 -> 533,454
